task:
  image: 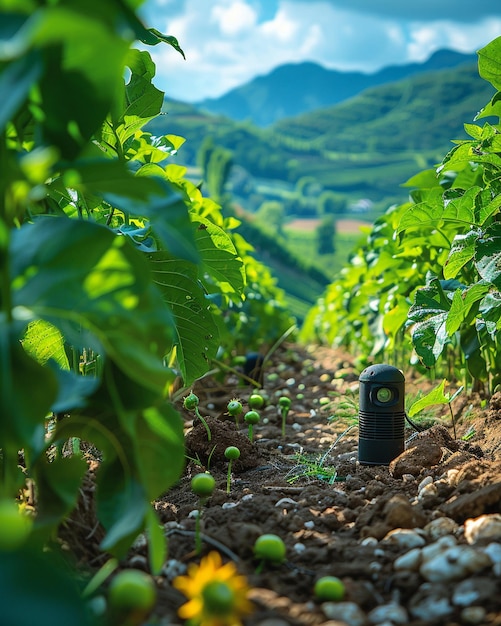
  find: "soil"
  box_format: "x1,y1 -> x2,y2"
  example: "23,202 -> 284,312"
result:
65,343 -> 501,626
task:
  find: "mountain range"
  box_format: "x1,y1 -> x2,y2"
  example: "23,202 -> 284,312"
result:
195,49 -> 477,127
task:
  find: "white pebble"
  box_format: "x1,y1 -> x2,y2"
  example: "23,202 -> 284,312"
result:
424,517 -> 459,540
417,482 -> 438,502
322,601 -> 367,626
132,533 -> 147,549
420,545 -> 491,582
241,493 -> 253,501
360,536 -> 378,547
418,475 -> 433,492
292,422 -> 302,432
482,541 -> 501,565
394,547 -> 422,572
461,606 -> 487,625
368,602 -> 408,625
410,594 -> 453,621
465,514 -> 501,544
162,559 -> 187,581
402,474 -> 415,482
304,520 -> 315,529
293,542 -> 306,554
188,509 -> 200,519
382,528 -> 426,549
275,497 -> 298,508
222,502 -> 238,509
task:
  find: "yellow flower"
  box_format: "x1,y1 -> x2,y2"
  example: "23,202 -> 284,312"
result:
173,551 -> 253,626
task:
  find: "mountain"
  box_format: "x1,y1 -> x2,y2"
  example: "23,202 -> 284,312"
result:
196,50 -> 476,127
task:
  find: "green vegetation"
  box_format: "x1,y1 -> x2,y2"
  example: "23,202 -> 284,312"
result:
302,36 -> 501,396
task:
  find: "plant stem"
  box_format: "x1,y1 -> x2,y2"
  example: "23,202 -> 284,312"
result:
195,407 -> 212,441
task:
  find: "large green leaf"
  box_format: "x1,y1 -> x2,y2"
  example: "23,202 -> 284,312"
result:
0,49 -> 42,131
445,282 -> 490,335
135,405 -> 185,501
397,187 -> 480,234
0,322 -> 58,452
408,379 -> 449,417
478,36 -> 501,91
194,217 -> 246,296
21,319 -> 68,369
149,252 -> 220,384
10,217 -> 175,393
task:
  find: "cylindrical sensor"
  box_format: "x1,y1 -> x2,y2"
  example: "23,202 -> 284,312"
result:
358,364 -> 405,465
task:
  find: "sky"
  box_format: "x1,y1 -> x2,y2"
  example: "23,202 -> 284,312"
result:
139,0 -> 501,103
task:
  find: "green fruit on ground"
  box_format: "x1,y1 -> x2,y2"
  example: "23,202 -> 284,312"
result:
191,472 -> 216,497
314,576 -> 345,601
253,534 -> 286,564
108,569 -> 156,613
0,500 -> 33,551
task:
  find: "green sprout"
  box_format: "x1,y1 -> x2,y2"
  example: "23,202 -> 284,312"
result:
227,399 -> 243,426
253,534 -> 286,573
314,576 -> 345,602
224,446 -> 240,494
248,393 -> 264,409
184,392 -> 212,441
191,472 -> 216,554
244,410 -> 260,442
278,396 -> 291,437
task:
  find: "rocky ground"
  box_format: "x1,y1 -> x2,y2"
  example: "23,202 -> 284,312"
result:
67,343 -> 501,625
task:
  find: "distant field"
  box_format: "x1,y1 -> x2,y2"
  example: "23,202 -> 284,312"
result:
286,217 -> 371,234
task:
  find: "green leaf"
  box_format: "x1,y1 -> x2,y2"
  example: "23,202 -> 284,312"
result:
149,252 -> 220,384
10,217 -> 175,393
135,405 -> 185,501
34,455 -> 88,532
408,379 -> 449,417
194,218 -> 246,296
21,319 -> 69,369
48,363 -> 100,413
475,222 -> 501,288
397,187 -> 480,234
478,36 -> 501,91
445,282 -> 490,335
145,507 -> 167,575
0,50 -> 42,132
443,229 -> 481,279
0,322 -> 58,451
141,29 -> 186,59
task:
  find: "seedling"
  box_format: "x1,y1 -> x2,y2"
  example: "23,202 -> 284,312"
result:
191,472 -> 216,554
253,533 -> 286,573
184,392 -> 211,441
248,393 -> 265,409
244,410 -> 260,441
107,569 -> 157,626
227,399 -> 243,426
224,446 -> 240,494
314,576 -> 345,602
278,396 -> 291,437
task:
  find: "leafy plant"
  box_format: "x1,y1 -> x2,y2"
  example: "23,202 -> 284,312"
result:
302,36 -> 501,395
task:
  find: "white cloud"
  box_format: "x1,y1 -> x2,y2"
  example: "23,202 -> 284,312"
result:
140,0 -> 501,102
211,0 -> 257,37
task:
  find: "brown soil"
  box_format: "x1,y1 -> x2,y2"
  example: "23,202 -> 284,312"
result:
66,343 -> 501,625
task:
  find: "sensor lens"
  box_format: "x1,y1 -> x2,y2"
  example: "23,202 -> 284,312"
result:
376,387 -> 393,403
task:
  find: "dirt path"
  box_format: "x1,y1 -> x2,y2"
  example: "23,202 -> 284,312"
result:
67,343 -> 501,625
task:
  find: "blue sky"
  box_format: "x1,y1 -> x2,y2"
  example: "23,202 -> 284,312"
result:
139,0 -> 501,102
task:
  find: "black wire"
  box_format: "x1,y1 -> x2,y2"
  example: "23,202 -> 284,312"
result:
405,412 -> 426,432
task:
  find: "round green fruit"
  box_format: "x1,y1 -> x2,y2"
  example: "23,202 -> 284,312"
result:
108,569 -> 156,613
191,473 -> 216,497
253,534 -> 286,564
0,500 -> 33,551
314,576 -> 345,601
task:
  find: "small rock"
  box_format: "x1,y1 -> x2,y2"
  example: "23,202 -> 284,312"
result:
452,577 -> 497,607
417,476 -> 433,492
464,513 -> 501,544
381,528 -> 426,549
368,602 -> 408,624
417,482 -> 438,503
460,606 -> 487,625
393,547 -> 422,572
424,516 -> 458,540
482,541 -> 501,567
410,584 -> 454,621
389,441 -> 442,478
420,545 -> 491,582
321,601 -> 367,626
